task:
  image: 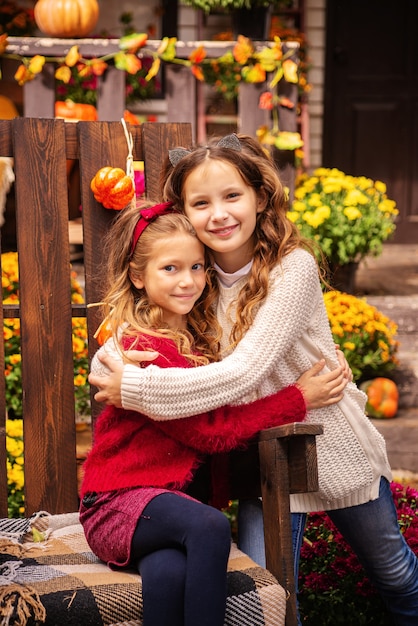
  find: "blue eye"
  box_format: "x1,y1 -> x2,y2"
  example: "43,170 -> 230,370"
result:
164,265 -> 175,272
192,199 -> 207,209
192,263 -> 204,271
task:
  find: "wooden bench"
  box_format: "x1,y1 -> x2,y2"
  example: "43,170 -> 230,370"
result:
0,117 -> 322,626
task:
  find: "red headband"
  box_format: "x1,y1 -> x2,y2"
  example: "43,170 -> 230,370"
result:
130,201 -> 177,258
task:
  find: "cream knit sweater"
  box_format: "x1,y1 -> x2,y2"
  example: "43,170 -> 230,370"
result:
92,248 -> 392,513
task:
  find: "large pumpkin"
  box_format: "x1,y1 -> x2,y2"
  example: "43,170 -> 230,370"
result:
360,377 -> 399,419
34,0 -> 99,38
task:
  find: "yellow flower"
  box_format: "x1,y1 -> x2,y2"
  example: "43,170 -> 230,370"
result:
375,180 -> 387,193
343,206 -> 362,220
287,211 -> 299,223
307,193 -> 322,208
291,168 -> 398,266
324,291 -> 398,380
74,374 -> 86,387
343,342 -> 355,351
64,45 -> 81,68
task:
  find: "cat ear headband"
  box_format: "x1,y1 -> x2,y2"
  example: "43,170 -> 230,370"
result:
168,133 -> 242,167
130,201 -> 177,258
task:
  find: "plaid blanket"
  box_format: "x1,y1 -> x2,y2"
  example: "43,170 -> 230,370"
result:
0,513 -> 286,626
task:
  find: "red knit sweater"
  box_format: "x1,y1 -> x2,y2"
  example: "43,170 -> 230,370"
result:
80,335 -> 306,497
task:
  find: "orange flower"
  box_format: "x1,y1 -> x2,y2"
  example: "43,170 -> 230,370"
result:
90,59 -> 108,76
259,92 -> 273,111
233,35 -> 253,65
0,34 -> 8,55
191,65 -> 205,81
77,62 -> 93,78
189,45 -> 207,64
270,37 -> 283,61
14,64 -> 33,86
278,96 -> 294,109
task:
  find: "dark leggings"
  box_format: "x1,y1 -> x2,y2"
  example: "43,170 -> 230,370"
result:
131,493 -> 231,626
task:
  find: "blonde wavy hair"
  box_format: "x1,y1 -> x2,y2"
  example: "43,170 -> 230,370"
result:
99,202 -> 222,365
161,134 -> 320,348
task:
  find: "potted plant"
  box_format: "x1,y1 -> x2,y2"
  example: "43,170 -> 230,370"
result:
323,290 -> 399,382
287,168 -> 399,292
180,0 -> 292,12
180,0 -> 294,39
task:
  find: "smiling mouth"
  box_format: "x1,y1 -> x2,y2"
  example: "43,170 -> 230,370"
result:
210,224 -> 238,236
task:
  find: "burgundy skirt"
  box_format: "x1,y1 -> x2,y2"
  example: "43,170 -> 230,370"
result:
79,486 -> 195,569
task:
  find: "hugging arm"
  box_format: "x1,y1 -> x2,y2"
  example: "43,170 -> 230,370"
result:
90,251 -> 343,419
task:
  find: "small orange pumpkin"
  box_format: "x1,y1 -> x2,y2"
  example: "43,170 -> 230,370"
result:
34,0 -> 99,38
360,377 -> 399,419
90,166 -> 135,210
55,100 -> 98,121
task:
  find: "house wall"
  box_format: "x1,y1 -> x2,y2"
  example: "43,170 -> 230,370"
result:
91,1 -> 163,38
22,0 -> 327,168
304,0 -> 326,171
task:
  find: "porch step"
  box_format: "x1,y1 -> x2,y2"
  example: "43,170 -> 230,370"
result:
371,408 -> 418,474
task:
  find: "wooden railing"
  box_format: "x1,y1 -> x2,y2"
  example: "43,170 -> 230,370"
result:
5,36 -> 298,141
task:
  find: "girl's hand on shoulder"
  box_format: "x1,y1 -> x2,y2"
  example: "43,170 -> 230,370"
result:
88,350 -> 158,406
296,360 -> 347,410
89,353 -> 124,406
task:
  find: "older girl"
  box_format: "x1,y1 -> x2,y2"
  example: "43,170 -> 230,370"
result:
90,135 -> 418,625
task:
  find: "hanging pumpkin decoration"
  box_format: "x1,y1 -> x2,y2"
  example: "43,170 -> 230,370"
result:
91,119 -> 136,210
34,0 -> 99,38
360,377 -> 399,419
90,166 -> 135,210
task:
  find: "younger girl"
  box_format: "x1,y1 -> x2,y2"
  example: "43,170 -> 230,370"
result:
90,136 -> 418,625
80,201 -> 345,626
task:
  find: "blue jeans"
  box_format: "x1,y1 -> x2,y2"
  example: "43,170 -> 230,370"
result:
238,478 -> 418,626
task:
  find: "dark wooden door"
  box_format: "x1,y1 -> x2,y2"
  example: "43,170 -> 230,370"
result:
323,0 -> 418,243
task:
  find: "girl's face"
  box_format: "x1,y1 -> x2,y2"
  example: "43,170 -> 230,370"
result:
130,232 -> 206,329
183,159 -> 266,273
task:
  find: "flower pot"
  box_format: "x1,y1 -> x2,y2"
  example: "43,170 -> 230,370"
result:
329,261 -> 359,294
232,6 -> 271,40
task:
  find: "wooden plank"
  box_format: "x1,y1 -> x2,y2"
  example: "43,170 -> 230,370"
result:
141,122 -> 193,201
0,120 -> 13,156
23,63 -> 55,118
77,121 -> 136,421
0,119 -> 11,517
97,66 -> 125,121
13,118 -> 78,515
0,231 -> 8,517
165,65 -> 197,139
258,435 -> 298,626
